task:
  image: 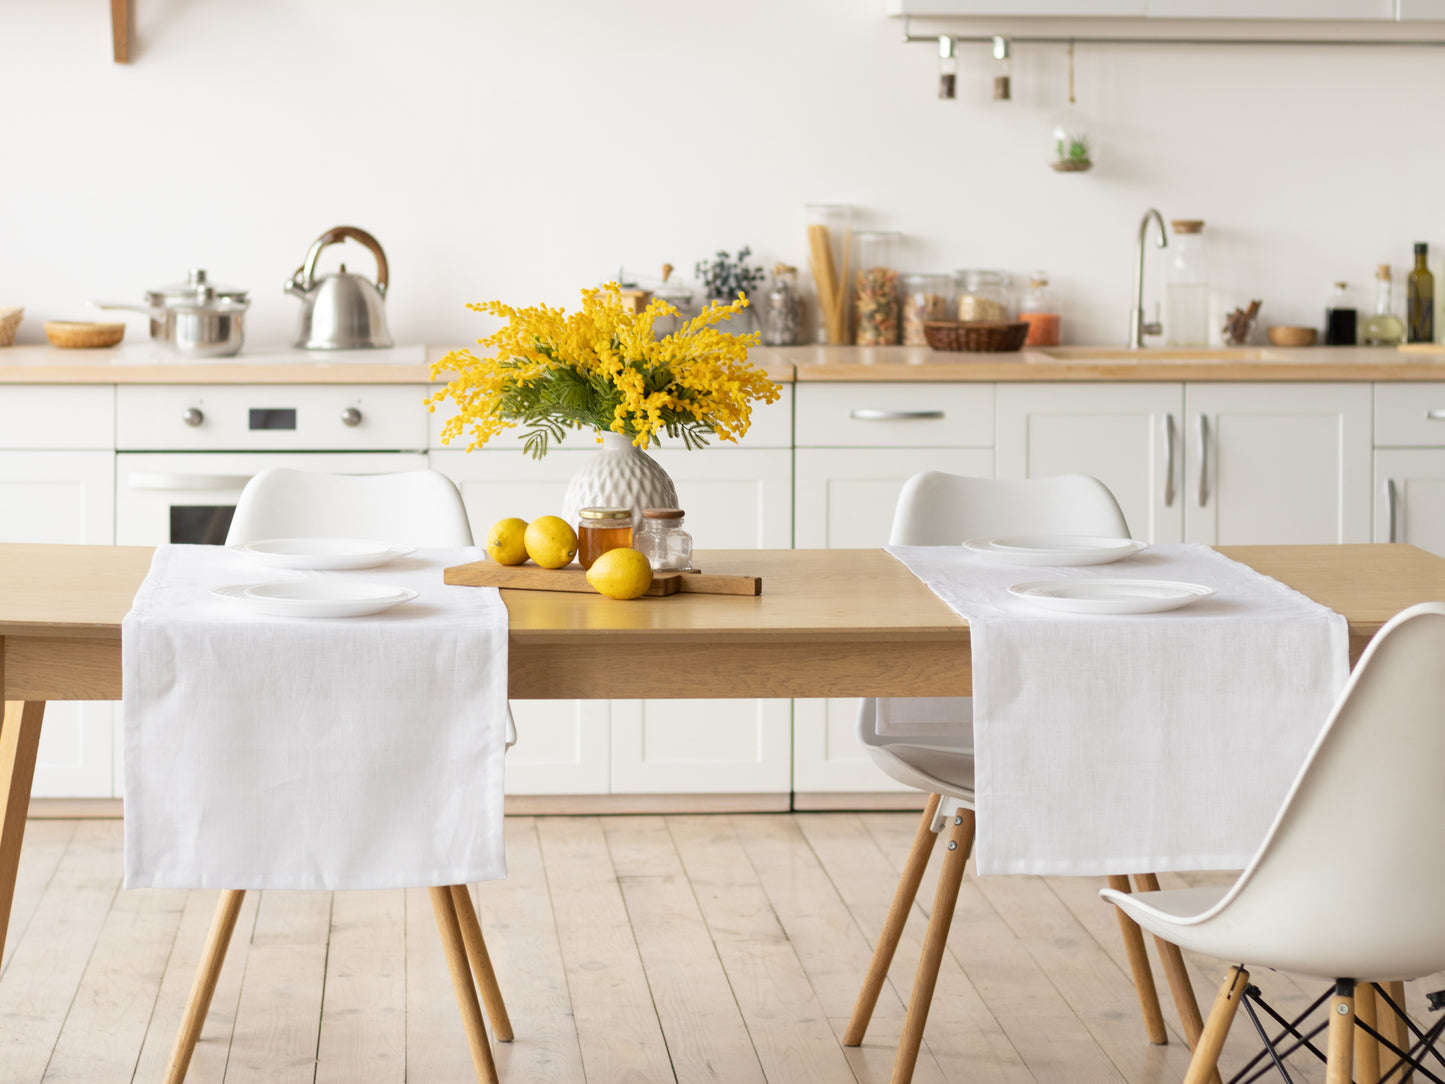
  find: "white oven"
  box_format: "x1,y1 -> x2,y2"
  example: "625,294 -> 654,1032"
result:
115,384 -> 429,545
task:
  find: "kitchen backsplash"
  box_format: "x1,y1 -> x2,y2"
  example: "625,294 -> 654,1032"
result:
5,0 -> 1445,348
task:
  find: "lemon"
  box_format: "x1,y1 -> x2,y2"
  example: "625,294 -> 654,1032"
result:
586,547 -> 654,600
524,515 -> 578,569
485,517 -> 529,566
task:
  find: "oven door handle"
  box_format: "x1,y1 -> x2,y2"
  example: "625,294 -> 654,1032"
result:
126,471 -> 255,492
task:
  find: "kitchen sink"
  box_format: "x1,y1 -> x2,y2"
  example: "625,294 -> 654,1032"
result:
1031,346 -> 1291,363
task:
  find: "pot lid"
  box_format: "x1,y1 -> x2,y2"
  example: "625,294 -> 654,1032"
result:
147,268 -> 248,304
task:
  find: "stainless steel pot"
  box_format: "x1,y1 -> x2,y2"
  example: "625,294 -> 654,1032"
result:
94,268 -> 250,358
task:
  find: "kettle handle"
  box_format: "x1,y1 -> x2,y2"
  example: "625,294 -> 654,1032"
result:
294,225 -> 389,297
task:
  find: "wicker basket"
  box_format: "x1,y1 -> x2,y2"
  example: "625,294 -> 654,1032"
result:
44,321 -> 126,349
923,320 -> 1030,353
0,307 -> 21,347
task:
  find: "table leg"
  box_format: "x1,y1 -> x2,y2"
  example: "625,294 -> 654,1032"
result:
0,699 -> 46,968
164,889 -> 246,1084
1105,873 -> 1168,1045
429,885 -> 499,1084
1134,872 -> 1210,1061
450,884 -> 513,1042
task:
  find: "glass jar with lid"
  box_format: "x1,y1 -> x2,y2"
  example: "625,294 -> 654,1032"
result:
900,273 -> 952,346
1165,219 -> 1210,347
955,270 -> 1012,322
804,202 -> 853,344
576,507 -> 633,570
852,231 -> 901,346
635,508 -> 693,571
1019,271 -> 1061,346
763,264 -> 803,346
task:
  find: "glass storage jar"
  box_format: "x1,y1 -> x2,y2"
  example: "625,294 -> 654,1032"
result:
1019,271 -> 1062,346
852,231 -> 901,345
804,203 -> 853,344
763,264 -> 803,346
955,270 -> 1012,322
635,508 -> 693,571
1165,220 -> 1210,347
900,273 -> 952,346
577,507 -> 633,570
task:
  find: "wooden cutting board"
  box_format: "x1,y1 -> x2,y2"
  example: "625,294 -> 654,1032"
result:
443,560 -> 762,597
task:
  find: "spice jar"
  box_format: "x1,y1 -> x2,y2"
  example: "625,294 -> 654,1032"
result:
901,273 -> 952,346
577,507 -> 633,570
1019,271 -> 1061,346
852,231 -> 901,346
955,270 -> 1012,322
635,508 -> 693,571
763,264 -> 803,346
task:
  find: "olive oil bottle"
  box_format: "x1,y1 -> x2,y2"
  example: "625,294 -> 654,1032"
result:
1408,242 -> 1434,343
1362,265 -> 1406,346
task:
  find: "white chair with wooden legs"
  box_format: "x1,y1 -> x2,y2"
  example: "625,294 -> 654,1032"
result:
162,467 -> 512,1084
844,471 -> 1208,1084
1103,601 -> 1445,1084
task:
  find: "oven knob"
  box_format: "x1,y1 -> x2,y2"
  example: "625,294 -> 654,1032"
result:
340,406 -> 363,427
182,407 -> 204,427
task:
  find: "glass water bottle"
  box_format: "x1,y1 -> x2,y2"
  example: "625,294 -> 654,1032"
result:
1165,220 -> 1209,347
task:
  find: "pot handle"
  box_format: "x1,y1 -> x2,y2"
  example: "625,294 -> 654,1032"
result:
293,225 -> 389,297
91,300 -> 164,317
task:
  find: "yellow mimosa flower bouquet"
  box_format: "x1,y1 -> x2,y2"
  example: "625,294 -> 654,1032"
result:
429,284 -> 781,459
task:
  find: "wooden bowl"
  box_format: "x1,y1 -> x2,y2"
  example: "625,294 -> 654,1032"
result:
44,321 -> 126,349
923,320 -> 1029,353
1267,325 -> 1317,347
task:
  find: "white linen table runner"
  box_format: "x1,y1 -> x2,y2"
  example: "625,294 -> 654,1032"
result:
122,544 -> 508,891
882,544 -> 1349,876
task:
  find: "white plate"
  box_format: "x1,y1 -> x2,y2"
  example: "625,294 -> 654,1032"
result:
1008,579 -> 1215,615
228,538 -> 416,571
963,535 -> 1148,566
213,581 -> 419,618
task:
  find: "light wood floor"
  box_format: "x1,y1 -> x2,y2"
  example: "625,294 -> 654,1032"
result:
3,813 -> 1437,1083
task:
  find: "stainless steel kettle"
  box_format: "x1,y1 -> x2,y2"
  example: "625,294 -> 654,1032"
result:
285,226 -> 394,350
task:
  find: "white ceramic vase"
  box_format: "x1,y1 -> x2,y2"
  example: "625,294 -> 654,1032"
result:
562,430 -> 678,530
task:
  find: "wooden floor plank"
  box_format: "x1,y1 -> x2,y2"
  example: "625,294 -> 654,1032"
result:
0,820 -> 121,1083
221,891 -> 331,1084
315,889 -> 405,1084
603,816 -> 767,1084
130,889 -> 261,1084
535,816 -> 675,1083
667,814 -> 859,1084
1,820 -> 75,977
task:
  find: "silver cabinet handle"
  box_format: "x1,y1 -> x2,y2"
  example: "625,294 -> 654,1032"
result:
1427,408 -> 1445,421
1196,413 -> 1210,508
849,409 -> 945,421
340,406 -> 363,427
1163,413 -> 1177,508
127,472 -> 253,492
182,407 -> 204,427
1385,477 -> 1399,543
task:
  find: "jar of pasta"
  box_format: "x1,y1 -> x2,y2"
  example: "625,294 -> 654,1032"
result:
900,273 -> 953,345
955,270 -> 1013,322
852,231 -> 901,345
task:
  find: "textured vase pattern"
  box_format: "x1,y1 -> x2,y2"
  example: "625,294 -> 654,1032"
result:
562,430 -> 678,530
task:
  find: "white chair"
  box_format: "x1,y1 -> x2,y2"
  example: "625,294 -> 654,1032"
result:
165,468 -> 511,1084
846,472 -> 1206,1083
1102,601 -> 1445,1084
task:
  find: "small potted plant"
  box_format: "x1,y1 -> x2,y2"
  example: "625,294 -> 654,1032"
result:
695,247 -> 766,310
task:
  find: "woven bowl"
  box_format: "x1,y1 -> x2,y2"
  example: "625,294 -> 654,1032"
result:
0,306 -> 21,347
1266,325 -> 1318,347
923,320 -> 1029,353
45,321 -> 126,349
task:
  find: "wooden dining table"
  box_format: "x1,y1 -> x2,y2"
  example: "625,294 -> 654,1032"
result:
3,540 -> 1445,1072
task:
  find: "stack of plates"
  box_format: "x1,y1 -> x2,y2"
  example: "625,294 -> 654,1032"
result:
218,537 -> 419,618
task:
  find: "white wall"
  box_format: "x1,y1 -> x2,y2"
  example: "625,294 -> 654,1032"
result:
4,0 -> 1444,348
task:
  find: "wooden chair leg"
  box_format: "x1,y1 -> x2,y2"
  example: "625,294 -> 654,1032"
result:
1105,873 -> 1168,1045
890,808 -> 974,1084
164,890 -> 246,1084
1326,981 -> 1357,1084
845,792 -> 943,1047
0,700 -> 45,967
1381,981 -> 1410,1082
429,885 -> 499,1084
1356,981 -> 1382,1084
450,884 -> 513,1042
1133,871 -> 1216,1083
1184,966 -> 1249,1084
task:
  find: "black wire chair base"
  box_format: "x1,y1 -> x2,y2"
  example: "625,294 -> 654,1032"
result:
1222,980 -> 1445,1084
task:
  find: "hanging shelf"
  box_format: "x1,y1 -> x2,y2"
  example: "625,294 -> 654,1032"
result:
111,0 -> 131,63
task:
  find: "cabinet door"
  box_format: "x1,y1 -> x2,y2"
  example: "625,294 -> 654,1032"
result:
793,447 -> 992,795
429,449 -> 609,795
1183,383 -> 1372,545
1375,449 -> 1445,556
609,448 -> 793,794
0,450 -> 117,798
995,383 -> 1184,543
1146,0 -> 1392,15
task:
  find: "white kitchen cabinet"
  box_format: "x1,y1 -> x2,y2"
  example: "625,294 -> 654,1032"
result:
995,383 -> 1184,543
0,443 -> 117,799
1183,383 -> 1372,545
1375,450 -> 1445,555
883,0 -> 1146,16
1398,0 -> 1445,19
1146,0 -> 1393,17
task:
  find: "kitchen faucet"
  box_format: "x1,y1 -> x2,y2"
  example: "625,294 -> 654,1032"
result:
1130,208 -> 1168,349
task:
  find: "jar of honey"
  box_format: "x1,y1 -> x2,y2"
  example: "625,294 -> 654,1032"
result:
577,507 -> 633,569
